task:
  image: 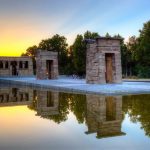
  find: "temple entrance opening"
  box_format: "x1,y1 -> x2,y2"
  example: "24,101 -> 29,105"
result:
46,60 -> 53,79
105,53 -> 114,83
11,61 -> 17,76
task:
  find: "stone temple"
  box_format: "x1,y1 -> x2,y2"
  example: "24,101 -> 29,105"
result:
0,56 -> 33,76
36,50 -> 59,79
0,37 -> 122,85
86,37 -> 122,84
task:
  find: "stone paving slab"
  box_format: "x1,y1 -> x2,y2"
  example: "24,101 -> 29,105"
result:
1,77 -> 150,95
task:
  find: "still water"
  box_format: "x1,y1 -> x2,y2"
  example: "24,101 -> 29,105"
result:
0,84 -> 150,150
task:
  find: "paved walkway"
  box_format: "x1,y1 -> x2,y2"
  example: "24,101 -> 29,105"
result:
1,77 -> 150,95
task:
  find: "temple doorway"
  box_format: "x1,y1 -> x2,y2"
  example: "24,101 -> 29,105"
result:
105,53 -> 113,83
11,61 -> 18,76
46,60 -> 53,79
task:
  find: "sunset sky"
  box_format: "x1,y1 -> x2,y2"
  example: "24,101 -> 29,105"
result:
0,0 -> 150,56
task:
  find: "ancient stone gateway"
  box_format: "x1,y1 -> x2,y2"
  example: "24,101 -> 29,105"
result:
86,37 -> 122,84
0,56 -> 33,77
36,50 -> 59,79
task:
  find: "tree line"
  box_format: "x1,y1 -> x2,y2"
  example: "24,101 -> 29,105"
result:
22,20 -> 150,78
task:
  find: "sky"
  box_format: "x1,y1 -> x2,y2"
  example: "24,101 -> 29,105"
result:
0,0 -> 150,56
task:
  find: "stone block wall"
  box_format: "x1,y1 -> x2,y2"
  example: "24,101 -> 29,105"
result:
86,37 -> 122,84
0,56 -> 33,76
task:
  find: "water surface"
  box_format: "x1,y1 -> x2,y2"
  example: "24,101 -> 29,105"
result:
0,84 -> 150,150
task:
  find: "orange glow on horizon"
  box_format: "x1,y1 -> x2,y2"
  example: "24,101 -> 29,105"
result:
0,36 -> 40,56
0,23 -> 48,57
0,105 -> 30,114
0,43 -> 29,56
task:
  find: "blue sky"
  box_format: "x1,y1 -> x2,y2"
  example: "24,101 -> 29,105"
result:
0,0 -> 150,55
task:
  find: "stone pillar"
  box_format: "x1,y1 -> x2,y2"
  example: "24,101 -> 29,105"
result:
115,96 -> 123,120
115,53 -> 122,83
22,61 -> 25,69
9,61 -> 12,76
3,61 -> 6,69
28,60 -> 33,75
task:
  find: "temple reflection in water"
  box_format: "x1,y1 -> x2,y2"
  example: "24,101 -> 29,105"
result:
86,95 -> 125,138
0,86 -> 33,107
0,85 -> 125,139
36,90 -> 59,117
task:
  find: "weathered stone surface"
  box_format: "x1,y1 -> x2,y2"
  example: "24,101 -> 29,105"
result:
36,50 -> 59,80
86,37 -> 122,84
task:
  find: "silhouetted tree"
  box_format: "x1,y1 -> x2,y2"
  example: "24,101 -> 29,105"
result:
135,20 -> 150,77
22,45 -> 38,74
72,31 -> 99,76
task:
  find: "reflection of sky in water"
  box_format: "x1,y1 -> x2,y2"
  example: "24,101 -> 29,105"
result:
0,106 -> 150,150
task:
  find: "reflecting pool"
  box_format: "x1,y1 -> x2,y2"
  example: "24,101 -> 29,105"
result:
0,84 -> 150,150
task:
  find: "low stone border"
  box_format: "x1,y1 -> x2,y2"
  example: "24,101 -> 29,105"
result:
1,78 -> 150,96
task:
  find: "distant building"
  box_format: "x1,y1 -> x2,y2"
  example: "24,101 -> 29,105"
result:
86,37 -> 122,84
36,50 -> 59,80
0,56 -> 33,76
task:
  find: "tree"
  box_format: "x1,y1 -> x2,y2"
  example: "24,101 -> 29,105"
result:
72,31 -> 99,76
135,20 -> 150,78
22,45 -> 38,57
126,36 -> 138,76
121,41 -> 128,77
64,45 -> 75,75
72,35 -> 86,75
113,34 -> 138,78
105,32 -> 111,37
70,94 -> 86,124
123,94 -> 150,137
84,30 -> 99,39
